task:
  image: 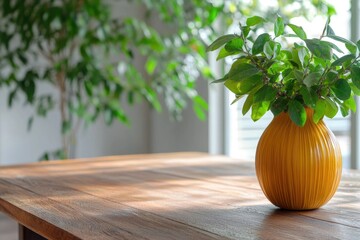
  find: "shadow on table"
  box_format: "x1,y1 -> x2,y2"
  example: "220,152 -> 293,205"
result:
145,204 -> 360,240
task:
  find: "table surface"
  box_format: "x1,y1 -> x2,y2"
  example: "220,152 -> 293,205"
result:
0,152 -> 359,240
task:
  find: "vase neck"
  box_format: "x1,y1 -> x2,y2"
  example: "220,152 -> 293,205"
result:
275,107 -> 320,126
304,107 -> 314,119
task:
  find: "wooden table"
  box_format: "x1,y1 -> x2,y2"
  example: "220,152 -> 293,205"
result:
0,152 -> 359,240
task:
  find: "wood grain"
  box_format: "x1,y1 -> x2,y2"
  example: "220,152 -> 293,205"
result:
0,152 -> 359,240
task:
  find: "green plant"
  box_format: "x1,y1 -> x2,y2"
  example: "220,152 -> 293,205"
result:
0,0 -> 334,160
0,0 -> 212,159
207,15 -> 360,126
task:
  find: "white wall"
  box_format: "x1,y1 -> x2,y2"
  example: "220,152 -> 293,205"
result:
0,1 -> 151,164
149,80 -> 209,153
146,3 -> 209,153
0,88 -> 62,164
0,1 -> 209,165
76,103 -> 150,159
0,90 -> 150,165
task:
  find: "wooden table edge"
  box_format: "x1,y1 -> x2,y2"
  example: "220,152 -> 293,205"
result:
0,197 -> 79,240
0,152 -> 210,169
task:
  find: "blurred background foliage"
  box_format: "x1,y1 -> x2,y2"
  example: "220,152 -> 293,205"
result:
0,0 -> 332,159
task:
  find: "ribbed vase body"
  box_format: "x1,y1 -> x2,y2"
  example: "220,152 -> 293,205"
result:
255,109 -> 342,210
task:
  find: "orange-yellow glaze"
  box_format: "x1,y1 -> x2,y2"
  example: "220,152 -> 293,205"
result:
255,108 -> 342,210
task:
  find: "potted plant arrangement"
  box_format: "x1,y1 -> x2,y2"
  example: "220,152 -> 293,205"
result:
207,15 -> 360,210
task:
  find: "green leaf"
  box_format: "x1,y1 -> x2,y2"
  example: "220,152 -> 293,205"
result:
327,5 -> 337,16
264,41 -> 274,59
145,57 -> 157,75
346,43 -> 357,54
84,81 -> 93,96
331,54 -> 355,67
224,74 -> 262,95
238,75 -> 262,93
295,47 -> 308,67
143,87 -> 162,112
193,96 -> 208,121
293,70 -> 304,82
112,107 -> 129,124
340,102 -> 350,116
207,6 -> 220,23
231,95 -> 245,105
18,52 -> 27,64
313,99 -> 327,123
288,100 -> 306,126
326,35 -> 356,47
238,75 -> 263,94
193,105 -> 206,120
271,97 -> 288,116
251,85 -> 277,121
224,38 -> 244,52
326,25 -> 336,36
211,74 -> 228,84
246,16 -> 266,26
268,62 -> 286,75
241,26 -> 250,38
193,95 -> 208,110
331,79 -> 351,100
61,121 -> 71,134
287,24 -> 307,40
251,102 -> 267,121
263,41 -> 281,59
7,89 -> 17,107
323,41 -> 343,53
39,153 -> 50,161
206,34 -> 238,52
283,34 -> 298,38
217,48 -> 239,60
324,97 -> 338,118
224,80 -> 239,94
350,82 -> 360,95
199,65 -> 213,78
228,61 -> 260,81
274,16 -> 284,37
300,86 -> 317,107
104,108 -> 114,125
242,93 -> 253,115
305,39 -> 333,60
325,70 -> 338,84
351,66 -> 360,90
27,116 -> 34,131
303,72 -> 322,88
344,96 -> 356,112
252,33 -> 271,55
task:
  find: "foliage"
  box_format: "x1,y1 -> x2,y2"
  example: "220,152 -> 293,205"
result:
207,15 -> 360,127
0,0 -> 334,159
0,0 -> 210,159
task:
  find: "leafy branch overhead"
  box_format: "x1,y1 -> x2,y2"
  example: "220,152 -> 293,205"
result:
207,15 -> 360,127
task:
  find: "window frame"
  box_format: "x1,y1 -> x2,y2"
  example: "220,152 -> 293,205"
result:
350,0 -> 360,169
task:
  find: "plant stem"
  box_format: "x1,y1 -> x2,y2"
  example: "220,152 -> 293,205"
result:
239,25 -> 271,83
320,17 -> 330,40
56,68 -> 69,158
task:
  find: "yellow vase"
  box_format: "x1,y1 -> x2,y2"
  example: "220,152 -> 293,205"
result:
255,108 -> 342,210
